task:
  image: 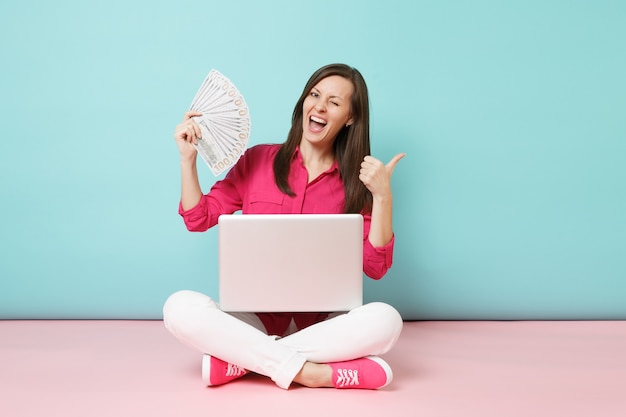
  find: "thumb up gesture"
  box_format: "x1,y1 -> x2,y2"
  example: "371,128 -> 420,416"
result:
359,153 -> 405,198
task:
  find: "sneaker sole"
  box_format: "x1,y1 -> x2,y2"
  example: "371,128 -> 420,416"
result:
201,354 -> 212,386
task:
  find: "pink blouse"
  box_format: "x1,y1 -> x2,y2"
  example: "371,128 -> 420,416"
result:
178,144 -> 395,335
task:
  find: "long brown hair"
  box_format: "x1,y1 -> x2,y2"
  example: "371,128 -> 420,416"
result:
273,63 -> 372,214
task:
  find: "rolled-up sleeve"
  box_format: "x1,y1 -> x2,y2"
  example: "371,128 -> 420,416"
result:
178,175 -> 244,231
178,198 -> 218,232
178,151 -> 249,231
362,235 -> 394,280
361,214 -> 395,280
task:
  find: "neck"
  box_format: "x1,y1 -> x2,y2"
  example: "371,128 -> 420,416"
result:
299,141 -> 335,168
299,141 -> 335,182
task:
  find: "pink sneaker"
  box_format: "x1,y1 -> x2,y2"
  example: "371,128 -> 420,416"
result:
201,355 -> 248,386
329,356 -> 393,389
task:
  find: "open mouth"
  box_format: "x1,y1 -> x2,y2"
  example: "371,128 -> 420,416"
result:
309,115 -> 327,132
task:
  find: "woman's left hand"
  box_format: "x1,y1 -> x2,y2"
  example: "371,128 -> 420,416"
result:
359,153 -> 406,198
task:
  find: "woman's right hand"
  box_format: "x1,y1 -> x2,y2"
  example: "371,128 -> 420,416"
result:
174,111 -> 203,161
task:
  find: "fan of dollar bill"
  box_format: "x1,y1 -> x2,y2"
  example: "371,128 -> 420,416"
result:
189,69 -> 251,176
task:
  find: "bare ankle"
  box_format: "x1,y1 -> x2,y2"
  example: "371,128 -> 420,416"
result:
293,362 -> 333,388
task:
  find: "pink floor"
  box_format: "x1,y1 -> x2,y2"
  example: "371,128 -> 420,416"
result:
2,320 -> 625,417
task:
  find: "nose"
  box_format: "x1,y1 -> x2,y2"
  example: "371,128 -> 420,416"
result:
315,100 -> 326,112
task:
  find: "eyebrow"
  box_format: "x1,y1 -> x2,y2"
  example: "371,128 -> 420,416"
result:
312,87 -> 346,101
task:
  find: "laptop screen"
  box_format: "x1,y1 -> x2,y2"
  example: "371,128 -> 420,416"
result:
218,214 -> 363,312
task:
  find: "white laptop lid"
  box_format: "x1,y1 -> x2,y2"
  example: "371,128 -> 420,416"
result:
218,214 -> 363,312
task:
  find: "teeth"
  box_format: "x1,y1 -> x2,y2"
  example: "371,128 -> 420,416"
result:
311,116 -> 327,125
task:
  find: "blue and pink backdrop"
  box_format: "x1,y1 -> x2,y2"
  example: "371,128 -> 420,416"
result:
1,1 -> 624,319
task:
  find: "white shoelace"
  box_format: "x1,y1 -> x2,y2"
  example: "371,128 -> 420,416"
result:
225,363 -> 246,377
335,368 -> 359,387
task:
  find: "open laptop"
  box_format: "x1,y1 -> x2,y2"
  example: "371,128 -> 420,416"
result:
218,214 -> 363,312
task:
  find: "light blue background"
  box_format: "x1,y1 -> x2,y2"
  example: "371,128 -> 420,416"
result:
1,1 -> 624,319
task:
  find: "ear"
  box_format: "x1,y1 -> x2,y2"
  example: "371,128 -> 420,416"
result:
346,117 -> 354,127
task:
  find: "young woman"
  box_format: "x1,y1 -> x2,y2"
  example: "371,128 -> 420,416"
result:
164,63 -> 405,390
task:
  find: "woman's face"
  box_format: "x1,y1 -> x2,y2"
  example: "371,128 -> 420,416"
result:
301,75 -> 354,148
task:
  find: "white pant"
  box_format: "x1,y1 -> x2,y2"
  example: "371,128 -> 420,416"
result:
162,290 -> 403,389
